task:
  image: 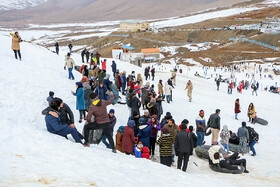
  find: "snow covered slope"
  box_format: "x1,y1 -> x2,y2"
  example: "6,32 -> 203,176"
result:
0,33 -> 280,186
0,0 -> 47,11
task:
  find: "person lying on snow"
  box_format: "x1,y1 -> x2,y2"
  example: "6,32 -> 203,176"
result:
44,99 -> 83,144
208,146 -> 249,173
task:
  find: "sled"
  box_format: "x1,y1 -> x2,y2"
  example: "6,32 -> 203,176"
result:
228,137 -> 249,154
254,117 -> 268,126
210,164 -> 244,174
195,145 -> 227,160
82,121 -> 104,145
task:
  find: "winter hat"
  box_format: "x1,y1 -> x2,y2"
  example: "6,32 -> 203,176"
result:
137,142 -> 143,149
133,111 -> 139,117
189,126 -> 194,132
142,146 -> 149,153
144,110 -> 149,114
81,76 -> 87,83
76,82 -> 83,88
181,119 -> 189,126
242,121 -> 246,127
161,127 -> 169,134
67,53 -> 71,56
109,109 -> 115,114
199,110 -> 204,115
139,118 -> 146,125
127,120 -> 135,128
151,115 -> 158,120
49,91 -> 54,97
223,125 -> 228,131
105,74 -> 110,79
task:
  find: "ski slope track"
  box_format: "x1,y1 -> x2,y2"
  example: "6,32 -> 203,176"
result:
0,34 -> 280,186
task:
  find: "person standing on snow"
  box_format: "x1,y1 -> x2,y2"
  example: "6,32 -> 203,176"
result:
68,43 -> 73,54
195,110 -> 206,146
102,59 -> 107,70
71,82 -> 86,123
81,48 -> 90,63
94,52 -> 101,65
207,109 -> 221,145
111,60 -> 117,78
167,78 -> 175,102
220,125 -> 230,153
158,80 -> 163,96
151,67 -> 155,81
84,92 -> 116,153
147,115 -> 161,156
64,53 -> 75,80
55,42 -> 59,55
102,109 -> 117,149
121,71 -> 127,95
174,120 -> 193,172
216,78 -> 221,91
235,98 -> 241,120
157,127 -> 174,167
185,80 -> 193,102
11,31 -> 23,60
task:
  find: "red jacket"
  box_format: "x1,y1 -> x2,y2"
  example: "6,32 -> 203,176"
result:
102,61 -> 106,70
117,75 -> 122,86
141,147 -> 150,159
134,86 -> 140,93
235,101 -> 241,113
122,126 -> 136,154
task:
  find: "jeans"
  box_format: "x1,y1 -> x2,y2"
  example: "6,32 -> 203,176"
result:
55,127 -> 82,144
122,83 -> 126,95
13,50 -> 21,59
196,131 -> 205,146
222,143 -> 229,153
102,132 -> 113,148
68,68 -> 75,79
249,140 -> 256,155
235,113 -> 238,119
79,110 -> 86,120
166,95 -> 171,103
170,90 -> 173,101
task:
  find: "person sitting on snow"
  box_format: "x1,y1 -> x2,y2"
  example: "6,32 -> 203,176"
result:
44,99 -> 83,144
208,146 -> 249,173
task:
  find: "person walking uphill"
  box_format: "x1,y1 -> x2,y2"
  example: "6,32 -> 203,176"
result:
71,82 -> 86,123
174,121 -> 193,172
207,109 -> 221,145
65,53 -> 75,80
185,80 -> 193,102
11,31 -> 23,60
84,92 -> 116,153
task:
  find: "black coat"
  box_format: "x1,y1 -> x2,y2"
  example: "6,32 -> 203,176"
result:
42,103 -> 74,125
174,130 -> 193,154
130,96 -> 141,115
191,133 -> 197,148
207,113 -> 220,130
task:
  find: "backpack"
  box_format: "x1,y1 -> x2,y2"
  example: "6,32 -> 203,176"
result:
247,127 -> 259,141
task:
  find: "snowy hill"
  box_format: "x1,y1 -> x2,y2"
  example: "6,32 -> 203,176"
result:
0,33 -> 280,186
0,0 -> 47,11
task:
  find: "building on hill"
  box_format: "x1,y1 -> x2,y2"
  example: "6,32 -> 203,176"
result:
120,20 -> 150,32
112,45 -> 135,59
141,48 -> 161,58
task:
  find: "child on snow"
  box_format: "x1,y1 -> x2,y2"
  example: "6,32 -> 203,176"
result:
220,125 -> 230,153
47,91 -> 54,106
134,142 -> 143,158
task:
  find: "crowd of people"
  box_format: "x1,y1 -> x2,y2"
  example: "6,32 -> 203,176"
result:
41,49 -> 262,174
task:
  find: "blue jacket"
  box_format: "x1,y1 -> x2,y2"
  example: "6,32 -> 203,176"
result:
112,61 -> 117,72
138,125 -> 151,148
95,85 -> 108,100
73,88 -> 85,110
121,74 -> 126,84
103,78 -> 112,88
134,147 -> 142,158
45,114 -> 68,134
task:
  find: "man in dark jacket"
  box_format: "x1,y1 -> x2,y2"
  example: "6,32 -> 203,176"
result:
84,92 -> 116,153
196,110 -> 206,146
207,109 -> 221,145
55,42 -> 59,55
95,82 -> 109,100
141,110 -> 151,125
42,98 -> 84,139
160,112 -> 172,128
102,109 -> 117,149
174,120 -> 193,172
246,126 -> 259,156
156,96 -> 163,121
167,78 -> 174,102
112,61 -> 117,78
44,99 -> 83,144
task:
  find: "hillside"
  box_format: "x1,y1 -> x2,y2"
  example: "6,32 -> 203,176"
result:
1,31 -> 280,186
0,0 -> 248,24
